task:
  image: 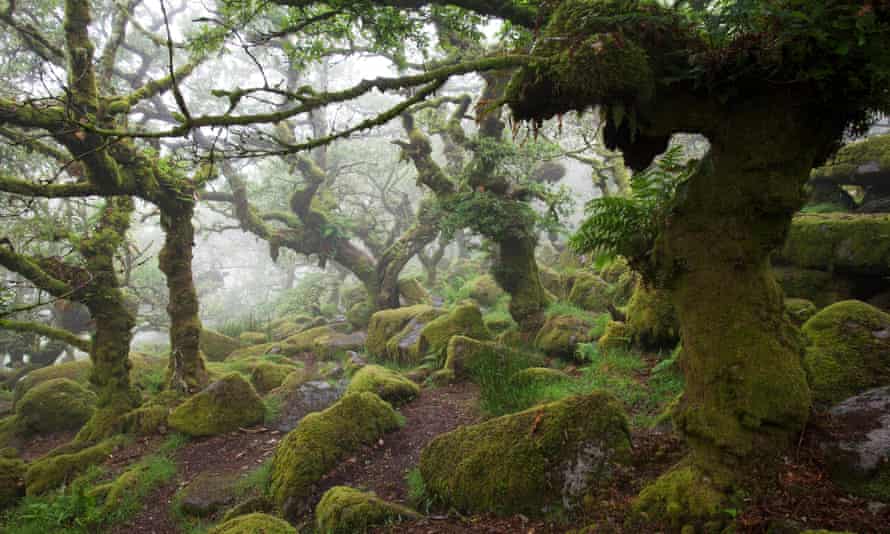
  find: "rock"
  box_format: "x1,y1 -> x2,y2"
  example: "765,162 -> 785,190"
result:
535,314 -> 595,359
0,456 -> 25,510
444,335 -> 544,380
12,359 -> 91,407
179,471 -> 240,517
200,329 -> 244,362
387,304 -> 491,365
785,298 -> 819,326
249,363 -> 294,395
281,326 -> 336,355
567,272 -> 610,313
778,214 -> 890,277
347,301 -> 373,330
25,437 -> 121,495
626,281 -> 679,350
538,266 -> 567,299
803,300 -> 890,405
270,376 -> 346,433
16,377 -> 97,435
366,305 -> 443,358
599,257 -> 630,284
270,314 -> 315,341
822,386 -> 890,501
315,486 -> 420,534
347,365 -> 419,405
314,331 -> 367,360
612,270 -> 639,308
168,374 -> 265,436
597,321 -> 631,352
398,278 -> 432,305
461,275 -> 504,307
207,513 -> 297,534
238,332 -> 267,345
774,266 -> 854,308
418,391 -> 631,515
344,352 -> 367,375
270,392 -> 401,519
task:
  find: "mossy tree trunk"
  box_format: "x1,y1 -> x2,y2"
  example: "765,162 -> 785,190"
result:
159,205 -> 208,394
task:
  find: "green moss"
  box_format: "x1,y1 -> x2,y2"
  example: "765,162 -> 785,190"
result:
97,454 -> 176,522
226,342 -> 282,360
508,367 -> 571,388
120,404 -> 170,436
811,133 -> 890,181
567,272 -> 611,313
626,281 -> 680,350
367,305 -> 443,358
282,325 -> 336,353
347,301 -> 373,330
13,360 -> 92,406
612,270 -> 639,307
249,362 -> 294,395
484,310 -> 517,334
24,437 -> 122,495
346,365 -> 419,405
802,300 -> 890,405
785,298 -> 819,326
200,330 -> 243,362
407,303 -> 492,363
398,277 -> 432,305
418,392 -> 631,515
538,266 -> 567,299
599,257 -> 630,284
778,214 -> 890,276
16,378 -> 97,435
461,275 -> 504,307
315,486 -> 420,533
773,266 -> 854,308
168,373 -> 265,436
534,314 -> 595,359
597,321 -> 632,352
238,332 -> 268,345
0,456 -> 25,510
634,464 -> 728,529
207,513 -> 296,534
270,392 -> 401,518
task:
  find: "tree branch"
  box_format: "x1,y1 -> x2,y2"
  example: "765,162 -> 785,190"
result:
0,319 -> 91,352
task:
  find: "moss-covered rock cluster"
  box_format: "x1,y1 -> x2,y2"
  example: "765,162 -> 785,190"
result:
25,437 -> 122,495
315,486 -> 420,533
567,272 -> 611,313
15,377 -> 97,435
418,392 -> 631,515
200,329 -> 244,362
534,314 -> 595,359
366,305 -> 442,357
168,373 -> 264,436
461,275 -> 504,307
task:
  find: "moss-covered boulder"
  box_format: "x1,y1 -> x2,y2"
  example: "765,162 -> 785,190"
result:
778,214 -> 890,277
25,437 -> 121,495
419,392 -> 631,515
340,284 -> 370,311
238,332 -> 267,345
785,298 -> 819,326
347,301 -> 373,330
178,471 -> 240,517
509,367 -> 571,388
282,325 -> 336,354
396,304 -> 491,364
567,272 -> 610,313
803,300 -> 890,406
346,365 -> 419,405
538,266 -> 567,299
626,282 -> 680,350
0,456 -> 25,510
484,313 -> 516,334
168,373 -> 265,436
270,392 -> 401,518
12,359 -> 91,407
462,275 -> 504,307
535,315 -> 594,359
366,304 -> 442,358
773,266 -> 854,308
207,513 -> 297,534
200,329 -> 244,362
597,321 -> 631,352
398,277 -> 432,305
313,331 -> 367,360
250,362 -> 294,395
443,335 -> 545,380
15,377 -> 97,435
316,486 -> 420,534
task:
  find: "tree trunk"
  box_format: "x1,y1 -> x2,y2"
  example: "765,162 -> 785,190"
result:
493,232 -> 550,331
159,205 -> 208,394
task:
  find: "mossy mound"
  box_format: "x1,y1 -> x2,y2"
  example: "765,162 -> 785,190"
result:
120,403 -> 170,436
200,329 -> 244,362
15,377 -> 97,435
626,282 -> 679,350
25,437 -> 121,495
340,284 -> 370,310
0,456 -> 25,510
207,513 -> 297,534
409,304 -> 492,362
250,362 -> 294,395
443,335 -> 545,380
399,277 -> 432,305
270,392 -> 401,518
282,325 -> 336,354
168,373 -> 264,436
779,214 -> 890,277
785,298 -> 819,326
567,272 -> 611,313
238,332 -> 267,345
803,300 -> 890,405
599,257 -> 630,284
418,392 -> 631,515
634,463 -> 727,530
316,486 -> 420,534
773,266 -> 854,308
226,342 -> 282,361
535,314 -> 595,360
347,301 -> 373,330
462,275 -> 504,307
271,314 -> 315,341
12,359 -> 92,407
484,313 -> 517,334
366,305 -> 442,358
597,321 -> 631,352
539,266 -> 567,299
312,331 -> 368,360
509,367 -> 571,388
346,365 -> 419,405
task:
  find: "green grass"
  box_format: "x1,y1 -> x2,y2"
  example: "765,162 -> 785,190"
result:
263,395 -> 282,425
799,202 -> 850,214
234,460 -> 272,498
545,300 -> 595,321
405,467 -> 434,512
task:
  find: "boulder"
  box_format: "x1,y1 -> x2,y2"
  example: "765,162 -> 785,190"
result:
249,363 -> 294,395
773,266 -> 854,308
785,298 -> 819,326
567,272 -> 610,313
597,321 -> 631,352
0,456 -> 25,510
346,365 -> 419,405
313,331 -> 367,360
207,513 -> 297,534
269,375 -> 346,433
444,335 -> 545,380
398,277 -> 432,305
611,270 -> 639,307
316,486 -> 420,534
179,471 -> 240,517
822,386 -> 890,501
388,304 -> 491,364
168,374 -> 265,436
13,359 -> 91,407
535,315 -> 595,359
418,392 -> 631,515
626,282 -> 679,350
803,300 -> 890,405
366,305 -> 443,358
16,378 -> 97,435
270,392 -> 401,518
461,275 -> 504,307
509,367 -> 572,388
778,214 -> 890,277
200,329 -> 243,362
538,266 -> 566,299
238,332 -> 267,345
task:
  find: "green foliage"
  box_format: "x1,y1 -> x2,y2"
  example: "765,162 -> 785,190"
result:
571,146 -> 690,268
405,468 -> 431,513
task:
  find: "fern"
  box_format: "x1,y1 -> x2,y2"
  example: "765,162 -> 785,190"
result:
570,145 -> 689,264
